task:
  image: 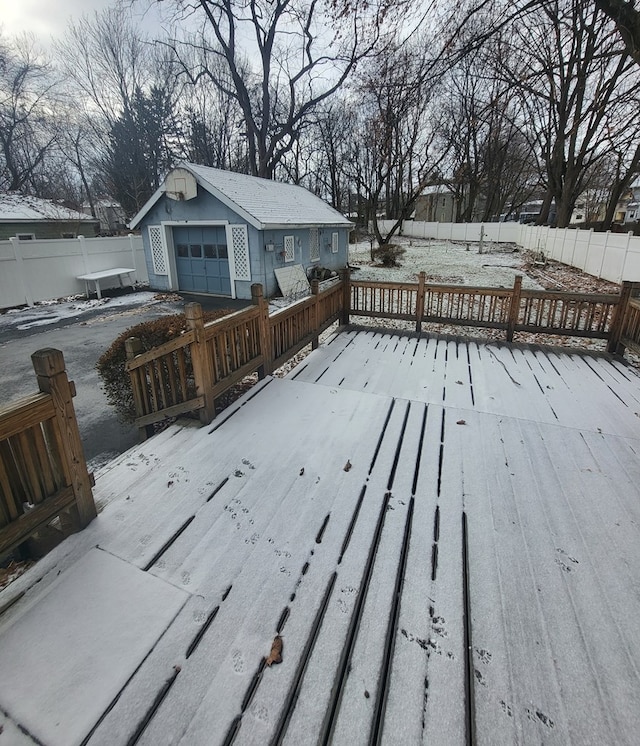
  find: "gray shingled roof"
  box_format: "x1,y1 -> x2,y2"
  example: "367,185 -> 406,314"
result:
0,193 -> 96,223
130,163 -> 352,230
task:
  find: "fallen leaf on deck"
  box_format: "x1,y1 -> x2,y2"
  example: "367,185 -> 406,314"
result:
343,460 -> 352,472
266,635 -> 283,666
167,480 -> 174,487
299,467 -> 305,476
456,420 -> 467,425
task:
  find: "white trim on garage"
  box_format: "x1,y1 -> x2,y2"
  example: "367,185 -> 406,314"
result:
159,221 -> 238,299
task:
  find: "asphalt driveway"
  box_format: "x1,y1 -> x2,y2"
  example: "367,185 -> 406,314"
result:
0,289 -> 249,471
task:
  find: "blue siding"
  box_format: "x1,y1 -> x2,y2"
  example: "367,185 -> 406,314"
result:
139,186 -> 349,299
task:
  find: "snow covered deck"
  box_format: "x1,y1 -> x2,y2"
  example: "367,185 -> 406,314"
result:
1,329 -> 640,745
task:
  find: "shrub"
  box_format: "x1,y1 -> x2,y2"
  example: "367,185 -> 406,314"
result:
96,310 -> 229,423
372,243 -> 406,267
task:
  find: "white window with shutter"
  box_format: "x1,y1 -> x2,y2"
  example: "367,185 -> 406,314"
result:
284,235 -> 295,262
331,231 -> 339,254
229,224 -> 251,280
148,225 -> 168,275
309,228 -> 320,262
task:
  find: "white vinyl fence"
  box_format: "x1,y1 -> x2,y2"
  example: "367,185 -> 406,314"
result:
0,235 -> 147,310
378,220 -> 640,284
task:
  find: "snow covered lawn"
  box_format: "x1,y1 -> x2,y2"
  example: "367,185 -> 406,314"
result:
1,329 -> 639,744
349,237 -> 543,289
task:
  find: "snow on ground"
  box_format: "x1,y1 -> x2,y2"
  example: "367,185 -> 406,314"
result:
348,237 -> 543,289
0,291 -> 171,332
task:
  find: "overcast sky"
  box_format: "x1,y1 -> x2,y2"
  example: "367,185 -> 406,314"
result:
1,0 -> 167,42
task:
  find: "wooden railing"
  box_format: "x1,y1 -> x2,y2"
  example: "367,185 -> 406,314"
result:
6,276 -> 635,561
0,349 -> 96,560
126,278 -> 344,432
619,285 -> 640,355
125,273 -> 639,434
517,289 -> 619,338
270,278 -> 343,370
125,331 -> 198,428
349,273 -> 626,346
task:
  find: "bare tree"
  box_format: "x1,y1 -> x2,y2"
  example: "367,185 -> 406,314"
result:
306,104 -> 356,211
346,39 -> 441,245
56,9 -> 150,131
55,9 -> 186,216
594,0 -> 640,65
494,0 -> 640,227
0,34 -> 59,193
159,0 -> 409,178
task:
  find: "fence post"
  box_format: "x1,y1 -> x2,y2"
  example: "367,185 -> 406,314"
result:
30,348 -> 97,530
340,267 -> 351,325
507,275 -> 523,342
128,233 -> 138,276
619,231 -> 634,283
125,337 -> 152,441
598,231 -> 610,279
9,236 -> 33,307
78,234 -> 90,275
415,271 -> 426,334
185,303 -> 216,424
311,279 -> 320,350
251,283 -> 273,377
607,281 -> 634,355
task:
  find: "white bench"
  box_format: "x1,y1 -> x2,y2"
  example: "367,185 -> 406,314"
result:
77,268 -> 136,299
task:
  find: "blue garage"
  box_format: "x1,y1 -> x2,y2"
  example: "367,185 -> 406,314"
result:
130,163 -> 352,300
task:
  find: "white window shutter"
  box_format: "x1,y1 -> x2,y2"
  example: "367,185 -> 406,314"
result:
230,225 -> 251,280
309,228 -> 320,262
284,235 -> 295,262
148,225 -> 168,275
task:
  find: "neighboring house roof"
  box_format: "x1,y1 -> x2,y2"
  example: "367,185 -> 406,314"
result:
419,185 -> 454,196
130,162 -> 353,231
0,193 -> 97,223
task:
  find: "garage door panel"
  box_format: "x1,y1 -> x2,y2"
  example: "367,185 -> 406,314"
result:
174,226 -> 232,297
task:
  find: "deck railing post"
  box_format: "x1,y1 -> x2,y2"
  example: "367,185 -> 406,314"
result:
608,281 -> 634,355
507,274 -> 523,342
30,348 -> 97,530
125,337 -> 152,440
340,267 -> 351,326
416,271 -> 426,334
185,303 -> 216,424
252,283 -> 273,377
311,279 -> 320,350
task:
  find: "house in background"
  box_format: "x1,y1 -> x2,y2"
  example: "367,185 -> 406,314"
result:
129,163 -> 352,300
621,179 -> 640,225
81,199 -> 128,235
413,185 -> 487,223
414,186 -> 458,222
0,193 -> 99,240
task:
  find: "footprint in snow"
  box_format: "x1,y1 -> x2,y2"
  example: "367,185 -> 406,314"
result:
232,650 -> 245,673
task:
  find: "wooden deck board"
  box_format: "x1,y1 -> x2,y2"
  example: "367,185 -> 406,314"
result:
1,330 -> 639,745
